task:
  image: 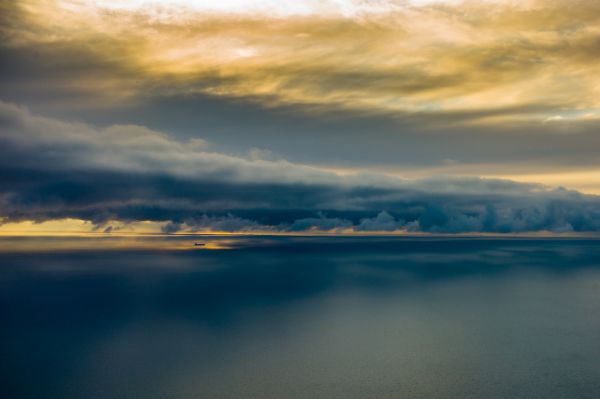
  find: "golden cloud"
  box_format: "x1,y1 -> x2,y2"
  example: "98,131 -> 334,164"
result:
2,0 -> 600,121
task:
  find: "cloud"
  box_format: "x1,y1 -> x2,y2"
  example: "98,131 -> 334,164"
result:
3,0 -> 600,120
288,213 -> 354,232
161,215 -> 266,234
2,100 -> 600,234
356,211 -> 404,232
4,1 -> 600,195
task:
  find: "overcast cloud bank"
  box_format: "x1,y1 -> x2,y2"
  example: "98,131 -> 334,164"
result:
1,101 -> 599,234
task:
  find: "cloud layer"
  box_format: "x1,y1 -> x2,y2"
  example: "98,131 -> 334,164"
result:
1,101 -> 600,234
3,0 -> 600,119
2,1 -> 600,231
2,0 -> 600,195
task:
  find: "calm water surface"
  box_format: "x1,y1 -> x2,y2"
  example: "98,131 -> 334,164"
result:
1,236 -> 600,398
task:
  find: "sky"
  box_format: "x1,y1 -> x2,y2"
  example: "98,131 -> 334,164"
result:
1,0 -> 600,234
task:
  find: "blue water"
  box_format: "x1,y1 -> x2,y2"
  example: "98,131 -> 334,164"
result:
1,237 -> 600,398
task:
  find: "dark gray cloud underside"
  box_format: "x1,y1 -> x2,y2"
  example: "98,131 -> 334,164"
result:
1,167 -> 599,233
1,100 -> 600,233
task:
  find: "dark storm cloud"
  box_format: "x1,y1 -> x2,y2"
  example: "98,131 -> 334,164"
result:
1,101 -> 600,233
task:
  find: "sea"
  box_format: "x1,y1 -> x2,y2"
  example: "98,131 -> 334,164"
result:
1,236 -> 600,398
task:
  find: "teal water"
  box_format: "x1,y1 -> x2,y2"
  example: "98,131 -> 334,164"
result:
1,237 -> 600,398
